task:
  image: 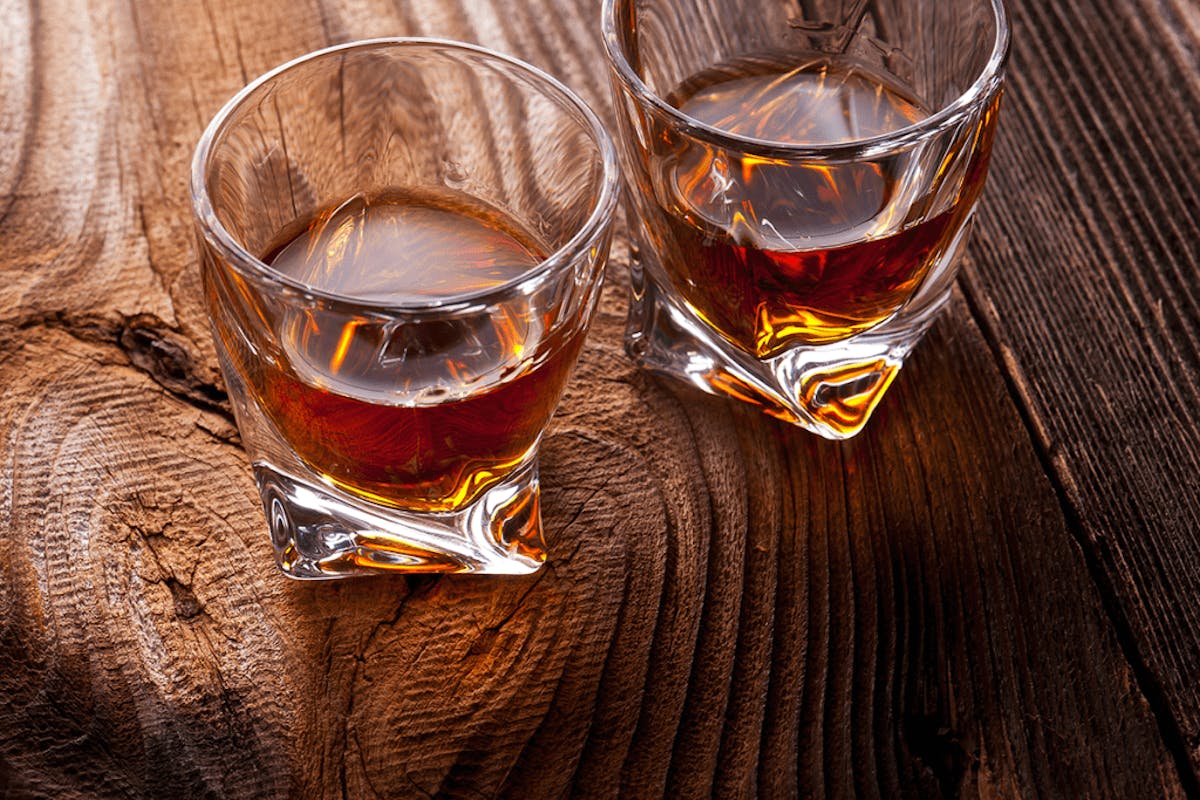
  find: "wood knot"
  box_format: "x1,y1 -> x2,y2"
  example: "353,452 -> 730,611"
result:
903,713 -> 974,798
165,577 -> 204,620
118,318 -> 228,411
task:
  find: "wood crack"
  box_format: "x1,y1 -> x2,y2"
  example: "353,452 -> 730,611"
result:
958,275 -> 1200,796
8,313 -> 233,424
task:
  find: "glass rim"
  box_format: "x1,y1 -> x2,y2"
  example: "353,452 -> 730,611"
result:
600,0 -> 1010,161
190,37 -> 620,313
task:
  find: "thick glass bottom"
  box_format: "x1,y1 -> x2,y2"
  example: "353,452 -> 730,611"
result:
254,459 -> 546,578
625,260 -> 950,440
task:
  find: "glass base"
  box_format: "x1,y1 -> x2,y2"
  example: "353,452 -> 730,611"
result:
625,262 -> 948,440
254,460 -> 547,578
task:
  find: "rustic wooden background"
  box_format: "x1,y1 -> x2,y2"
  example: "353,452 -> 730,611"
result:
2,0 -> 1198,797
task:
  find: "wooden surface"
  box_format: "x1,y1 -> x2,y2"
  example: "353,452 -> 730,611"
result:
1,0 -> 1198,797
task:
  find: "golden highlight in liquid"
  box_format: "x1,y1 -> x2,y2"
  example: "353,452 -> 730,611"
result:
237,189 -> 581,512
651,53 -> 995,359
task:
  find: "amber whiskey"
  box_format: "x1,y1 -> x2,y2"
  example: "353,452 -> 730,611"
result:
649,52 -> 995,359
244,189 -> 581,512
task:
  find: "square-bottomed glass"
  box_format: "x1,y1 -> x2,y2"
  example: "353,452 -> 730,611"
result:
191,39 -> 618,578
603,0 -> 1010,438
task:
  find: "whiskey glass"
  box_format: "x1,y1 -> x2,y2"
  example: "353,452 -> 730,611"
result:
603,0 -> 1009,438
191,39 -> 618,577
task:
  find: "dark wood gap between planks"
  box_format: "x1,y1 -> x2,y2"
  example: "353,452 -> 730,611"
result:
959,273 -> 1200,798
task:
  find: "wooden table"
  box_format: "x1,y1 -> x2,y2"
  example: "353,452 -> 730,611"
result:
2,0 -> 1198,797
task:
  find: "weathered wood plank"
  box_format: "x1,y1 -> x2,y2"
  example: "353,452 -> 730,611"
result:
962,0 -> 1200,778
0,0 -> 1193,797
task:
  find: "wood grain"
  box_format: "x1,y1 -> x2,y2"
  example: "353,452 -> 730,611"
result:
0,0 -> 1195,797
961,0 -> 1200,781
